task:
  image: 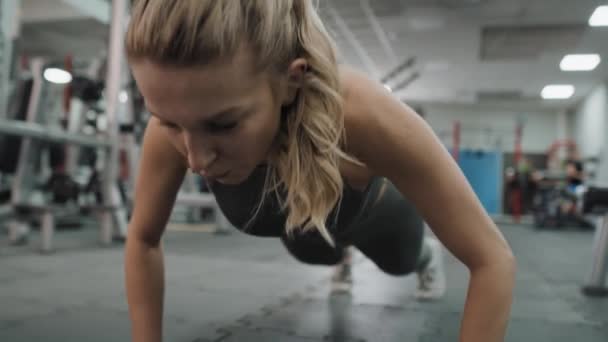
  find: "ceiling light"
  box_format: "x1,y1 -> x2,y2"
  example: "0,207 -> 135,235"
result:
43,68 -> 73,84
560,54 -> 601,71
384,84 -> 393,92
589,6 -> 608,26
541,85 -> 575,100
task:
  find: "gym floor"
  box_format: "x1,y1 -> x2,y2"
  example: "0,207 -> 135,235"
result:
1,221 -> 607,341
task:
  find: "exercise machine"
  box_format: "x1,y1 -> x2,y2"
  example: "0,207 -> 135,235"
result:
0,58 -> 127,252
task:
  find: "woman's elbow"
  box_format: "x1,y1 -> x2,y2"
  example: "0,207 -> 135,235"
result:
469,242 -> 517,275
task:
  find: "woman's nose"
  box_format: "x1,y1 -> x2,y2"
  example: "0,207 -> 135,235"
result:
184,133 -> 218,174
187,151 -> 218,175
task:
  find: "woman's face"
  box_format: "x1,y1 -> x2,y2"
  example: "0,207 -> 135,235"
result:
131,51 -> 300,185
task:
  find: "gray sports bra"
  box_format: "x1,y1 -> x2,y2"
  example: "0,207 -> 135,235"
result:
207,164 -> 382,238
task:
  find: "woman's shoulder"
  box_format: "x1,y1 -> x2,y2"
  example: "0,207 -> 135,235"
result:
338,65 -> 370,104
338,65 -> 389,122
338,66 -> 385,156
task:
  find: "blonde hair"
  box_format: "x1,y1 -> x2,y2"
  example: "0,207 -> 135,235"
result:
127,0 -> 356,246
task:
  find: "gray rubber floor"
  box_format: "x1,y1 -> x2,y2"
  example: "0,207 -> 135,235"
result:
1,221 -> 607,341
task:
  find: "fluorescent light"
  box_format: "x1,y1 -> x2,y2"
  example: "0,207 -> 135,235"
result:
560,54 -> 601,71
43,68 -> 72,84
541,85 -> 575,100
384,84 -> 392,92
589,6 -> 608,26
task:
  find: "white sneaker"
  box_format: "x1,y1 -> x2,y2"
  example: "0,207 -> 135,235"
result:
415,237 -> 446,300
331,249 -> 353,294
8,221 -> 30,246
331,263 -> 353,293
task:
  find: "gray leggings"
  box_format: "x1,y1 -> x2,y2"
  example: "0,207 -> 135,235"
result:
281,177 -> 429,276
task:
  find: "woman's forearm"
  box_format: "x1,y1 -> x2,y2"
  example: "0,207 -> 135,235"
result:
460,259 -> 516,342
125,236 -> 166,342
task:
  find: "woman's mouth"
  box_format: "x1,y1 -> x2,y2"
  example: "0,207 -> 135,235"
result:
206,170 -> 230,180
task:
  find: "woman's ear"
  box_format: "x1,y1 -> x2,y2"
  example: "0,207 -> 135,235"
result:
283,58 -> 308,105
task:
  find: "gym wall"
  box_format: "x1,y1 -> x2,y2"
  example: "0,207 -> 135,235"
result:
572,83 -> 608,185
422,103 -> 561,153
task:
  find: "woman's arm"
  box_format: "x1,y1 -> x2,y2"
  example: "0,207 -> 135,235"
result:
341,69 -> 516,342
125,118 -> 188,342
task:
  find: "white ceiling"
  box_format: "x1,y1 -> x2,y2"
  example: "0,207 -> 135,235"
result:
319,0 -> 608,109
16,0 -> 608,111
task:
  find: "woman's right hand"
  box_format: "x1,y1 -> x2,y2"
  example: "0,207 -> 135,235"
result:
125,118 -> 188,342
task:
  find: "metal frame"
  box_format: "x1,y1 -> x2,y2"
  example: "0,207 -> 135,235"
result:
359,0 -> 397,66
100,0 -> 129,243
392,72 -> 420,93
583,213 -> 608,296
0,119 -> 112,147
325,3 -> 380,79
10,58 -> 45,205
381,57 -> 417,85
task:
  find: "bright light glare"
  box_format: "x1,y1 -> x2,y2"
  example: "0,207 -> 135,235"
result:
43,68 -> 72,84
560,54 -> 601,71
541,85 -> 575,100
589,6 -> 608,27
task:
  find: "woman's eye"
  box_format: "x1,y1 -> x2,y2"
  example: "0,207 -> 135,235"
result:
161,122 -> 180,130
209,122 -> 238,132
